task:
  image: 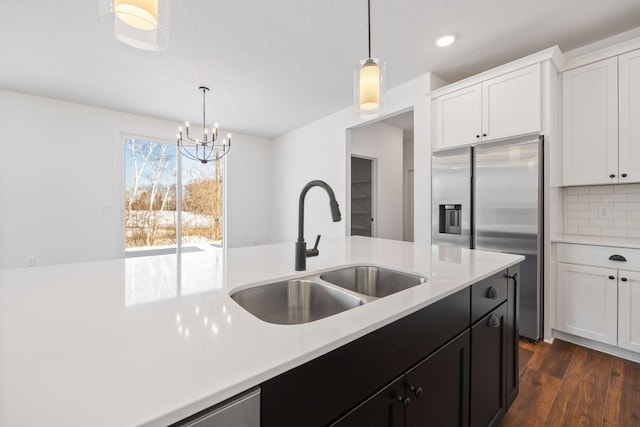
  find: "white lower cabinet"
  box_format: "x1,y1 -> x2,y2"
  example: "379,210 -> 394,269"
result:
618,269 -> 640,352
556,262 -> 618,345
556,243 -> 640,355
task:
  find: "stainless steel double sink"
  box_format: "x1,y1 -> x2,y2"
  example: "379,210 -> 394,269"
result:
230,266 -> 427,325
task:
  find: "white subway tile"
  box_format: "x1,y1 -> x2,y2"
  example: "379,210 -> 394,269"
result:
579,194 -> 602,203
615,184 -> 640,193
602,228 -> 627,237
589,186 -> 615,194
564,211 -> 579,219
568,218 -> 590,227
614,219 -> 640,228
590,219 -> 614,228
578,211 -> 597,219
627,229 -> 640,238
564,195 -> 579,203
615,202 -> 640,211
627,211 -> 640,219
607,211 -> 627,219
578,227 -> 602,236
567,203 -> 590,211
564,225 -> 578,234
627,194 -> 640,202
567,187 -> 590,195
602,194 -> 627,203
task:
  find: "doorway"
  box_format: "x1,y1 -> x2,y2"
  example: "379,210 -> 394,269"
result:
351,156 -> 375,237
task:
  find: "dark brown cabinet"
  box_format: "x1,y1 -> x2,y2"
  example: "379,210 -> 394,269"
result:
261,266 -> 519,427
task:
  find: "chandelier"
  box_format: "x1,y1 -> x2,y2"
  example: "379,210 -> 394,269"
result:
354,0 -> 385,120
177,87 -> 231,164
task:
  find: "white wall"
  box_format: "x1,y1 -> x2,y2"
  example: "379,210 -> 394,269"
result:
269,74 -> 433,245
350,122 -> 403,240
0,90 -> 271,269
403,130 -> 414,242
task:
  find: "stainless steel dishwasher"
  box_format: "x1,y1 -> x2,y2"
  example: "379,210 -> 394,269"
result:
176,387 -> 260,427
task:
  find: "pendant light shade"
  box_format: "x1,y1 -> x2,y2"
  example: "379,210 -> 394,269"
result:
99,0 -> 170,51
354,0 -> 385,120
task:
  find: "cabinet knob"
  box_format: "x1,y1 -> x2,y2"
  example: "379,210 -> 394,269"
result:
622,173 -> 628,178
621,277 -> 628,282
409,385 -> 423,398
609,275 -> 615,280
486,286 -> 498,299
610,174 -> 616,178
482,133 -> 487,137
487,314 -> 501,328
476,134 -> 480,139
398,397 -> 410,408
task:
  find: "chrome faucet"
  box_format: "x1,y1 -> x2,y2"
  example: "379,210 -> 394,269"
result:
295,180 -> 342,271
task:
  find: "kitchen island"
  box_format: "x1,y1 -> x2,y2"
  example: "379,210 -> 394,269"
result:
0,237 -> 523,426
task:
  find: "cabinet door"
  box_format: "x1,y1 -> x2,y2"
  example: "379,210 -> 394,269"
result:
405,330 -> 470,427
562,57 -> 618,186
618,269 -> 640,353
619,49 -> 640,183
556,262 -> 618,345
435,84 -> 482,150
482,63 -> 541,141
331,376 -> 405,427
470,303 -> 507,427
505,264 -> 520,410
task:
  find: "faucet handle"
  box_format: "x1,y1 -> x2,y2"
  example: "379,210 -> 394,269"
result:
306,234 -> 321,257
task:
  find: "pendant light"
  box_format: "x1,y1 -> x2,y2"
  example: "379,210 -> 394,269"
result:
354,0 -> 385,120
99,0 -> 170,51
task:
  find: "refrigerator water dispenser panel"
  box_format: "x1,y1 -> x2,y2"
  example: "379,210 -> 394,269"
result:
439,204 -> 462,235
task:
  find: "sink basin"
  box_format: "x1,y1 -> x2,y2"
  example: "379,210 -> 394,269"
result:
230,279 -> 364,325
320,266 -> 426,298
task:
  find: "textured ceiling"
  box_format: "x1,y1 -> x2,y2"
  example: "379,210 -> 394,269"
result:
1,0 -> 639,138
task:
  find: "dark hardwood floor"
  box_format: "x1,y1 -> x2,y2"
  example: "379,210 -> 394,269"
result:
499,339 -> 640,426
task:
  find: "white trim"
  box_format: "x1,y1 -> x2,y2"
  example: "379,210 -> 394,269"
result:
429,46 -> 563,98
563,37 -> 640,71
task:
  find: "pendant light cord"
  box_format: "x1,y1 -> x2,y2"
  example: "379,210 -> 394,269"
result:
367,0 -> 371,58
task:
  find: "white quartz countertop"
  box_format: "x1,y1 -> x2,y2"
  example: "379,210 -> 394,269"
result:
0,237 -> 523,427
552,233 -> 640,249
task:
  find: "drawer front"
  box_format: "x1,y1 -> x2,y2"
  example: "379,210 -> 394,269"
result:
471,270 -> 508,323
557,243 -> 640,271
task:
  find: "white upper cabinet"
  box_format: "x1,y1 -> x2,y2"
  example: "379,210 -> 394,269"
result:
562,49 -> 640,186
619,49 -> 640,184
482,64 -> 541,141
435,85 -> 482,150
562,57 -> 618,186
434,63 -> 542,150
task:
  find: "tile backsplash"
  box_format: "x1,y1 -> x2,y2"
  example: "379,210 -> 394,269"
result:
564,184 -> 640,238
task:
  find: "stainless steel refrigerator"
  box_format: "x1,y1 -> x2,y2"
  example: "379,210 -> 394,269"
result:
432,134 -> 543,341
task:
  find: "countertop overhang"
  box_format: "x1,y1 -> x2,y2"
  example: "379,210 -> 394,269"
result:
0,237 -> 523,427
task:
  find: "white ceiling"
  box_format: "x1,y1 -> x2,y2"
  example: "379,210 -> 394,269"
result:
1,0 -> 639,138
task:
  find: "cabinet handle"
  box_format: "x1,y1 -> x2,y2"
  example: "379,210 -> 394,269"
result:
486,286 -> 498,299
397,396 -> 411,408
609,255 -> 627,262
409,385 -> 423,398
621,277 -> 628,282
610,174 -> 616,178
487,314 -> 501,328
507,273 -> 518,286
622,173 -> 628,178
609,275 -> 615,280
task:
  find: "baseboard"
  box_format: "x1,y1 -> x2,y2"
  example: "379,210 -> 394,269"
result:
552,330 -> 640,363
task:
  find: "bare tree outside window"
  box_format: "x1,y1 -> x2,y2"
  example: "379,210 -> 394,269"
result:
124,138 -> 223,252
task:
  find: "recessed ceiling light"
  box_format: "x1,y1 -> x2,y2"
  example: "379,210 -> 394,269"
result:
435,34 -> 456,47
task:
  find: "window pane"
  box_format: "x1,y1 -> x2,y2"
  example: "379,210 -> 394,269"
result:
181,158 -> 224,248
124,139 -> 178,250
